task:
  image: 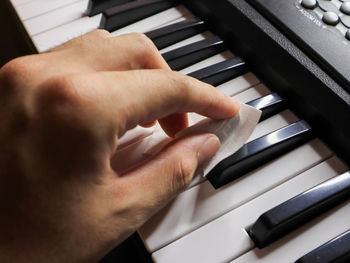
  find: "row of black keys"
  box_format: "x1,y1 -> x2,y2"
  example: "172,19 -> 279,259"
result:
145,19 -> 350,262
83,3 -> 350,260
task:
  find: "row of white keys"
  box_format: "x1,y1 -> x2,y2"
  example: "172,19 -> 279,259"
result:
152,156 -> 348,263
31,5 -> 191,52
24,0 -> 88,36
15,0 -> 81,20
139,108 -> 333,252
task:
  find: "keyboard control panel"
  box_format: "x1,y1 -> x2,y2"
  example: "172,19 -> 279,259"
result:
300,0 -> 350,41
247,0 -> 350,93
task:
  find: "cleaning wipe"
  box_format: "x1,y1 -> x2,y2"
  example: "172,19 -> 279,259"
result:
145,103 -> 262,179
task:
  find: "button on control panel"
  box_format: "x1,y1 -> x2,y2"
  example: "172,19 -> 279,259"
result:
300,0 -> 350,41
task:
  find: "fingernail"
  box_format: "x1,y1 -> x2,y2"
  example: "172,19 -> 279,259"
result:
197,134 -> 221,166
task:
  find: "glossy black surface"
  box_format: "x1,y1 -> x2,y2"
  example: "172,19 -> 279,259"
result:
296,229 -> 350,263
246,92 -> 285,122
249,171 -> 350,248
188,57 -> 248,86
146,18 -> 206,49
207,120 -> 314,189
101,0 -> 180,32
87,0 -> 132,16
162,36 -> 225,70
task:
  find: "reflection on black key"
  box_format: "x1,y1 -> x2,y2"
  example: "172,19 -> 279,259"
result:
249,171 -> 350,248
188,57 -> 248,86
87,0 -> 132,17
296,229 -> 350,263
207,120 -> 314,189
101,0 -> 180,32
146,19 -> 206,49
162,36 -> 225,71
247,93 -> 286,122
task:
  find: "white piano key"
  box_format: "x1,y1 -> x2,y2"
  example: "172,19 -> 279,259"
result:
232,201 -> 350,263
180,50 -> 235,75
10,0 -> 37,7
139,124 -> 332,252
160,31 -> 213,53
111,6 -> 191,36
24,0 -> 87,36
216,72 -> 260,97
32,14 -> 102,52
231,83 -> 270,103
17,0 -> 82,20
152,156 -> 348,263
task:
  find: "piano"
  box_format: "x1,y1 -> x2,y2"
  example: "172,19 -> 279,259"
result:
2,0 -> 350,262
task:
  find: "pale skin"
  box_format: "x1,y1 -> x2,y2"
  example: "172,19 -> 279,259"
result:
0,30 -> 240,263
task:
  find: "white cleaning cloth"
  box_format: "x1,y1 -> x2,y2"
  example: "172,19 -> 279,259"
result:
145,103 -> 261,178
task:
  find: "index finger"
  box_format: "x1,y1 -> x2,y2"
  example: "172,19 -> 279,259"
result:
62,70 -> 240,138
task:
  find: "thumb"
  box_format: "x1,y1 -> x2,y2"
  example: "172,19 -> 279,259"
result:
124,133 -> 220,217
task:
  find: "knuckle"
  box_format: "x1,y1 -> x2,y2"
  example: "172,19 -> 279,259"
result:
175,157 -> 196,189
34,76 -> 81,119
129,33 -> 160,67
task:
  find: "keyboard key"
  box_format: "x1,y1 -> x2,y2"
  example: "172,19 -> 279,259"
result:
249,170 -> 350,248
87,0 -> 132,16
188,57 -> 248,86
101,0 -> 180,32
207,120 -> 315,189
246,92 -> 286,121
296,229 -> 350,263
146,18 -> 206,49
163,36 -> 226,70
111,6 -> 191,36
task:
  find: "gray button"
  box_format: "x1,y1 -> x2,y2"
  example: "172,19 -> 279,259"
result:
322,11 -> 339,25
340,2 -> 350,15
301,0 -> 317,9
346,30 -> 350,40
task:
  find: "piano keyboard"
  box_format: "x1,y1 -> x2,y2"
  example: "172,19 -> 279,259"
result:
7,0 -> 350,262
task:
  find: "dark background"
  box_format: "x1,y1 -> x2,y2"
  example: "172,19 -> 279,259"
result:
0,0 -> 36,67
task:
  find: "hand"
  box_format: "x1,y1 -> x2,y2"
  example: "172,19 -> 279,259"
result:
0,30 -> 239,263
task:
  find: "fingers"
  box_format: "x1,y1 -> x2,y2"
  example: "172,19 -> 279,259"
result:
158,113 -> 188,138
120,133 -> 221,217
51,30 -> 170,72
64,70 -> 240,138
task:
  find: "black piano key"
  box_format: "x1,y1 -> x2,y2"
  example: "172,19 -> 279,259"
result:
248,171 -> 350,249
246,92 -> 286,122
296,229 -> 350,263
207,120 -> 314,189
145,18 -> 206,49
87,0 -> 132,17
162,36 -> 226,71
188,57 -> 249,86
101,0 -> 180,32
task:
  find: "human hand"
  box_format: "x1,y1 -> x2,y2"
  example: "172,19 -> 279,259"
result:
0,30 -> 239,263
